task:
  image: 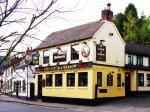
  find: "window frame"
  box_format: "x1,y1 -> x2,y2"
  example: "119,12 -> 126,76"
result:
117,73 -> 121,87
43,50 -> 49,64
78,72 -> 88,87
55,74 -> 63,87
107,73 -> 113,86
136,56 -> 143,66
46,74 -> 53,87
128,54 -> 133,65
97,72 -> 102,87
137,73 -> 144,86
71,44 -> 79,60
22,80 -> 26,92
67,73 -> 75,87
147,74 -> 150,86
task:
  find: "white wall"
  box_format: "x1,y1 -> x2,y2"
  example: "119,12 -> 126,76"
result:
12,66 -> 35,97
93,21 -> 125,67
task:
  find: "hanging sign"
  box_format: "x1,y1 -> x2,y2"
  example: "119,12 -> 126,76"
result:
81,45 -> 90,58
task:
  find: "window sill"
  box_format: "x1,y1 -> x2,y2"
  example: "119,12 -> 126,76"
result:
78,87 -> 88,89
45,87 -> 53,89
66,87 -> 76,89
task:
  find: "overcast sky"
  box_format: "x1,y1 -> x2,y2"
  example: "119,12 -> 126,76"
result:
15,0 -> 150,49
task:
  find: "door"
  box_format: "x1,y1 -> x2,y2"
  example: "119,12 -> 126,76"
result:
125,72 -> 131,96
38,75 -> 42,98
30,83 -> 35,100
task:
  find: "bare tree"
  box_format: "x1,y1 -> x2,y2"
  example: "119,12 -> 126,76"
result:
0,0 -> 71,66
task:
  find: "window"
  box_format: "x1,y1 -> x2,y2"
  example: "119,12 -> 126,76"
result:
107,73 -> 113,86
97,72 -> 102,87
67,73 -> 75,87
78,72 -> 88,87
109,33 -> 113,36
71,44 -> 79,60
43,50 -> 49,64
147,74 -> 150,86
46,74 -> 52,86
149,57 -> 150,67
55,74 -> 62,87
128,54 -> 133,64
138,73 -> 144,86
117,74 -> 121,87
18,81 -> 21,92
22,80 -> 26,92
136,56 -> 143,66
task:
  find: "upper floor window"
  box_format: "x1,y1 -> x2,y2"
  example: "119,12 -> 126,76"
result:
43,50 -> 49,64
128,54 -> 133,64
137,73 -> 144,86
136,56 -> 143,66
71,44 -> 79,60
148,57 -> 150,66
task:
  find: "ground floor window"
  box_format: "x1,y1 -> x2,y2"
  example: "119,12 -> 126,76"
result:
147,74 -> 150,86
97,72 -> 102,87
55,74 -> 62,87
78,72 -> 88,87
46,74 -> 53,87
107,73 -> 113,86
22,80 -> 26,92
137,73 -> 144,86
67,73 -> 75,87
117,73 -> 121,87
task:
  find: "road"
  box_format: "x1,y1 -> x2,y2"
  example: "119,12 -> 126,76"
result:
0,102 -> 77,112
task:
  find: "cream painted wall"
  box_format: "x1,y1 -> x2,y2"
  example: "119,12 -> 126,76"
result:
93,21 -> 125,67
137,70 -> 150,91
38,39 -> 94,66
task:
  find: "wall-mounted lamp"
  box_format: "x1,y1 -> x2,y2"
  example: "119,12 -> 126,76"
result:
82,42 -> 87,44
100,40 -> 105,43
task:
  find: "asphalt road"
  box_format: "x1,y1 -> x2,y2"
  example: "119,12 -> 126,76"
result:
0,102 -> 77,112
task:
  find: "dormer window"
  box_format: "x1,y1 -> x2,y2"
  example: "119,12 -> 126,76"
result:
43,50 -> 49,64
71,44 -> 79,60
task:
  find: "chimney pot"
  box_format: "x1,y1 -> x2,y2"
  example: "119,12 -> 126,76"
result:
101,3 -> 113,21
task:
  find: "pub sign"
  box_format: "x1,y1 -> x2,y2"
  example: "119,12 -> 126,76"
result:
53,50 -> 67,63
96,43 -> 106,61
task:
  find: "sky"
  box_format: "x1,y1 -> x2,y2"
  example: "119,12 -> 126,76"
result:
30,0 -> 150,49
1,0 -> 150,54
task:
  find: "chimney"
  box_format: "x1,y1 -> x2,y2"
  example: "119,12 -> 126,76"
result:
101,3 -> 113,21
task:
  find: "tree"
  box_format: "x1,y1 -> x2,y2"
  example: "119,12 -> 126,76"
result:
113,13 -> 125,37
138,16 -> 150,45
124,3 -> 138,20
123,11 -> 138,43
0,0 -> 71,66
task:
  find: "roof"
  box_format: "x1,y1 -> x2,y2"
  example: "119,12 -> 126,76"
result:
35,20 -> 104,50
125,43 -> 150,56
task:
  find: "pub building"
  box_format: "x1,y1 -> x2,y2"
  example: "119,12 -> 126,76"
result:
33,3 -> 150,103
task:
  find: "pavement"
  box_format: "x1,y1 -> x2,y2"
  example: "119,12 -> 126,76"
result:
1,94 -> 150,112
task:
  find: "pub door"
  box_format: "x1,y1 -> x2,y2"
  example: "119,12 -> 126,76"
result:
37,75 -> 42,99
125,72 -> 131,96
